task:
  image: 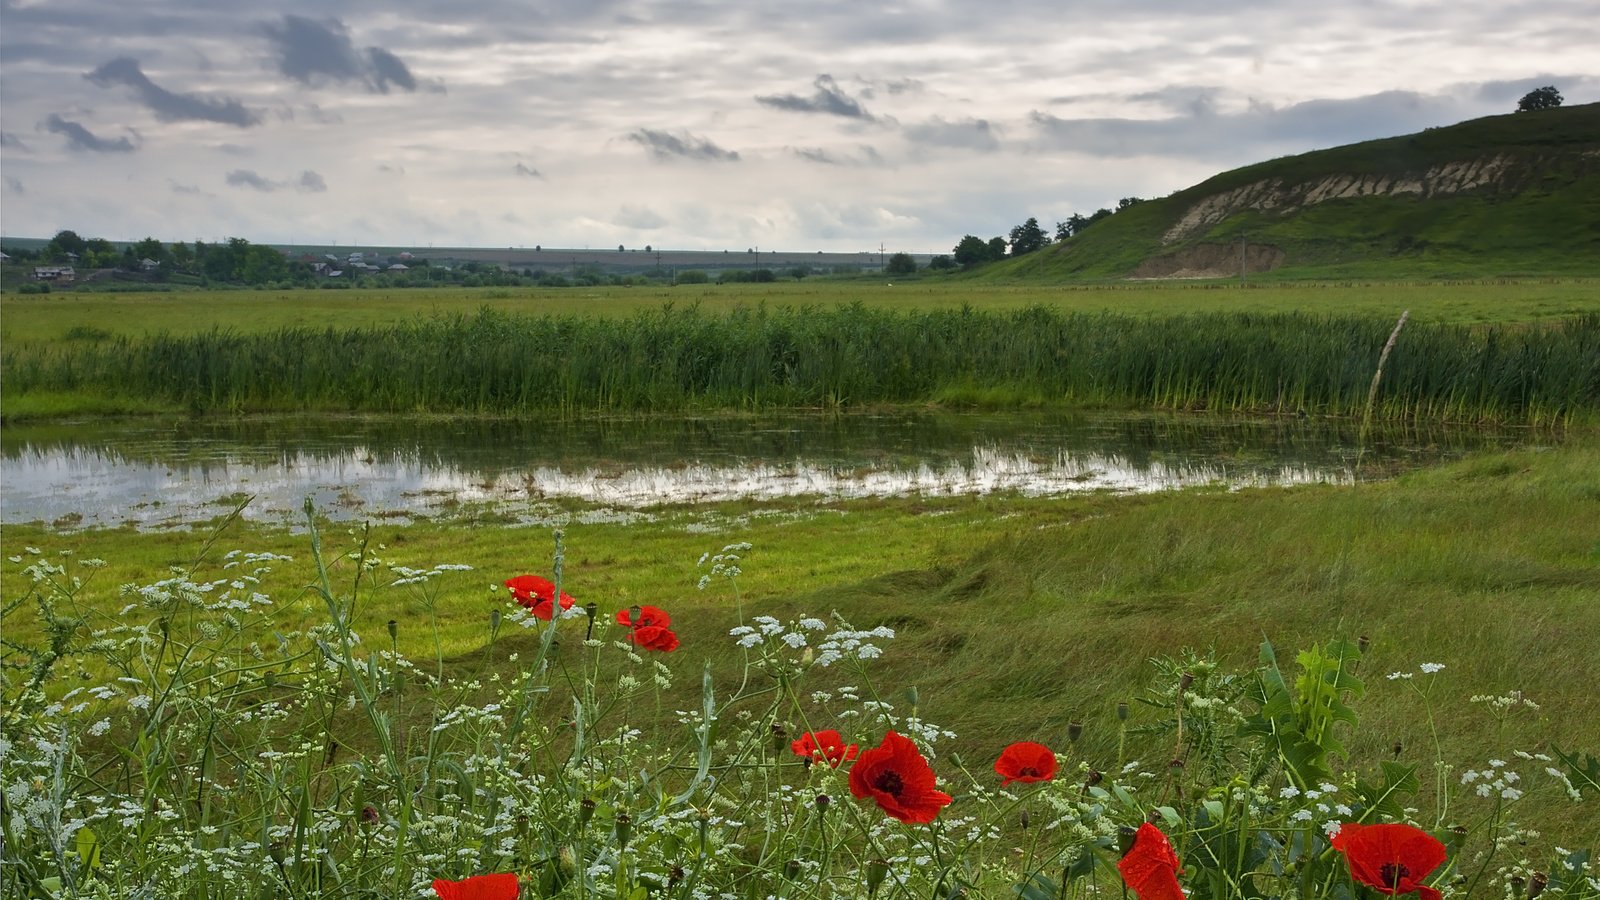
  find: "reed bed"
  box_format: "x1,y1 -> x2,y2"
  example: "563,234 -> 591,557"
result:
5,305 -> 1597,424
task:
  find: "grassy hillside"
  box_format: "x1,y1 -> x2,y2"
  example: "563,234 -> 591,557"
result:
995,102 -> 1600,280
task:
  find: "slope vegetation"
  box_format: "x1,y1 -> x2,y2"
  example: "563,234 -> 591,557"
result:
998,102 -> 1600,280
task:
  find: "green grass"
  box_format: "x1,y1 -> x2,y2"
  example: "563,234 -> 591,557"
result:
4,280 -> 1600,348
6,305 -> 1596,424
5,437 -> 1598,834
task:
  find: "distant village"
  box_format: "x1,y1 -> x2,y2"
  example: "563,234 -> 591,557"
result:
2,230 -> 930,293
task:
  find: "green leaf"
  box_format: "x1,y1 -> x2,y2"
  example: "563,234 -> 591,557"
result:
1551,745 -> 1600,798
1012,873 -> 1059,900
75,825 -> 102,869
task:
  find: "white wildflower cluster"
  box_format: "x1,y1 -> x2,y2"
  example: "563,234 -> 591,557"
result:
1469,691 -> 1540,711
814,618 -> 896,667
1461,758 -> 1526,801
728,615 -> 828,650
1386,661 -> 1445,681
697,541 -> 753,590
388,562 -> 474,587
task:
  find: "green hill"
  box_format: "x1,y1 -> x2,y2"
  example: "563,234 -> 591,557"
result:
995,102 -> 1600,280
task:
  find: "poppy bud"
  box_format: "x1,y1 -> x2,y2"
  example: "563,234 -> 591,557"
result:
1067,721 -> 1083,743
801,646 -> 814,665
578,798 -> 595,826
815,794 -> 830,812
1358,634 -> 1371,654
772,722 -> 788,752
628,605 -> 642,625
489,608 -> 501,632
783,859 -> 802,880
1446,823 -> 1468,847
557,845 -> 577,878
386,619 -> 397,641
1116,701 -> 1129,722
1178,672 -> 1194,694
1019,809 -> 1030,829
268,840 -> 286,865
1117,825 -> 1138,855
264,671 -> 277,688
1168,759 -> 1185,777
359,804 -> 379,825
949,752 -> 964,770
865,859 -> 890,896
1511,876 -> 1527,897
614,813 -> 632,848
1529,872 -> 1548,899
905,686 -> 920,708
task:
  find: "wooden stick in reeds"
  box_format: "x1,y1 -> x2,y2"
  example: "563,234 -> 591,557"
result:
1357,310 -> 1410,473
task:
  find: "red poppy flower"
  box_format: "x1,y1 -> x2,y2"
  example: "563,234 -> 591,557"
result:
994,741 -> 1058,786
791,730 -> 860,767
432,872 -> 520,900
627,624 -> 680,652
616,605 -> 670,629
1331,822 -> 1447,900
847,730 -> 953,824
1117,823 -> 1186,900
504,575 -> 575,620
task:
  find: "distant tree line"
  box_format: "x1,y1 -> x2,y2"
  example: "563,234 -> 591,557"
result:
1,230 -> 895,291
950,197 -> 1145,269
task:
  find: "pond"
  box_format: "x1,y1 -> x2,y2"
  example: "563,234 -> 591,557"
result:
0,412 -> 1529,530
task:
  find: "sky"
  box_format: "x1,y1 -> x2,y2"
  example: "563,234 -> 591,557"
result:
1,1 -> 1596,254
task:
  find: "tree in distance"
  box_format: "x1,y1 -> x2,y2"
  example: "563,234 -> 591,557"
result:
1517,86 -> 1562,112
986,236 -> 1008,260
953,234 -> 992,267
885,252 -> 917,276
1008,217 -> 1049,256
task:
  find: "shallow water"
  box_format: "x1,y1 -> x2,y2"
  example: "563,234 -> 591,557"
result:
0,412 -> 1524,530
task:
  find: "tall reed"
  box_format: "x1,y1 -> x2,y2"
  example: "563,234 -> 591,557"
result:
5,306 -> 1597,424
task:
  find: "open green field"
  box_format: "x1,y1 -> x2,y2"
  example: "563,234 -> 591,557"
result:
4,279 -> 1600,346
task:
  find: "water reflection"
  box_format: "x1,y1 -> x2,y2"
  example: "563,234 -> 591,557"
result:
0,413 -> 1519,529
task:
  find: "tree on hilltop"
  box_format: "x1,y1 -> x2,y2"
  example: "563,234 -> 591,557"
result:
1516,86 -> 1562,112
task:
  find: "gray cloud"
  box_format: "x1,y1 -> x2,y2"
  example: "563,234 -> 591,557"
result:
4,176 -> 24,195
905,116 -> 1001,151
169,180 -> 207,195
226,169 -> 279,191
224,169 -> 327,192
626,129 -> 740,162
514,162 -> 542,178
1029,90 -> 1468,161
261,15 -> 423,93
758,75 -> 877,121
85,57 -> 261,127
0,132 -> 31,151
790,145 -> 887,167
44,115 -> 136,153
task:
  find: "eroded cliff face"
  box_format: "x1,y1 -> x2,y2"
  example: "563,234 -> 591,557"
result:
1162,155 -> 1524,244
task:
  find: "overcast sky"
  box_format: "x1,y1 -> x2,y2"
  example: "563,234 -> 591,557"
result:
1,0 -> 1595,253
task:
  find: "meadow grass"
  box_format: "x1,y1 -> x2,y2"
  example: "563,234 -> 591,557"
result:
6,436 -> 1598,835
3,280 -> 1600,347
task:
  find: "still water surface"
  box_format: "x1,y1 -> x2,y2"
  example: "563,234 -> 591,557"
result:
0,413 -> 1525,530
